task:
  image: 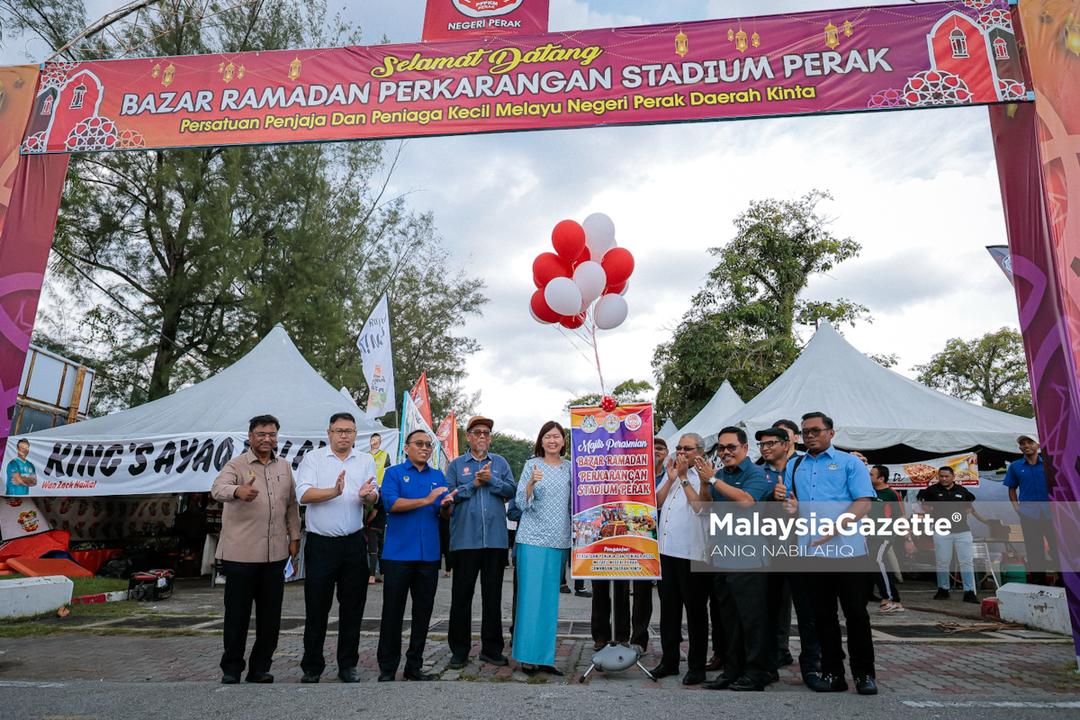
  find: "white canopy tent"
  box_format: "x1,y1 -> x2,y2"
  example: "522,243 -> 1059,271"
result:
7,325 -> 396,496
720,323 -> 1036,453
657,418 -> 678,441
670,380 -> 745,446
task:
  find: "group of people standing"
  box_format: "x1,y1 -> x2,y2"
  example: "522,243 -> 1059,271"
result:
208,409 -> 1054,693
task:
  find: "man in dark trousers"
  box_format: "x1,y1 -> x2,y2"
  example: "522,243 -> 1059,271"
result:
210,415 -> 300,684
377,430 -> 456,681
444,416 -> 517,669
294,412 -> 380,683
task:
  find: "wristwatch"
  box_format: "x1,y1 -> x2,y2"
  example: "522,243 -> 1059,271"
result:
680,479 -> 690,487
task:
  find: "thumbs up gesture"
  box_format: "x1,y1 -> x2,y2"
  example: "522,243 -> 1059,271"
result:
235,473 -> 260,502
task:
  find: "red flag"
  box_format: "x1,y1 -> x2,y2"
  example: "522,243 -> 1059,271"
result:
436,411 -> 458,460
409,372 -> 433,429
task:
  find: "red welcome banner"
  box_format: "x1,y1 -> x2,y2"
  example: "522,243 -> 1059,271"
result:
423,0 -> 549,42
21,1 -> 1026,155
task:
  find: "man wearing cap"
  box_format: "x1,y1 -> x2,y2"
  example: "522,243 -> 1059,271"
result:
445,415 -> 517,669
757,426 -> 820,688
1004,435 -> 1056,585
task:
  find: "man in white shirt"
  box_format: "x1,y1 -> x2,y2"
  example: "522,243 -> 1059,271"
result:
295,412 -> 379,683
648,432 -> 713,686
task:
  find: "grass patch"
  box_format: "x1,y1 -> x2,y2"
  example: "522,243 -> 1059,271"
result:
0,596 -> 148,637
72,576 -> 129,596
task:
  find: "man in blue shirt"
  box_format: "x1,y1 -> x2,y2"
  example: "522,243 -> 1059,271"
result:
5,439 -> 37,496
757,425 -> 821,689
444,415 -> 516,669
376,430 -> 455,681
703,427 -> 776,692
1003,434 -> 1056,585
774,412 -> 877,696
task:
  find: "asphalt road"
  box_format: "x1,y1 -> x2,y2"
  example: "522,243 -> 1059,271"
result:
2,681 -> 1079,720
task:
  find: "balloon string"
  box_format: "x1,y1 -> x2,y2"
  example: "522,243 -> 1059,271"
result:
556,325 -> 598,367
590,315 -> 606,395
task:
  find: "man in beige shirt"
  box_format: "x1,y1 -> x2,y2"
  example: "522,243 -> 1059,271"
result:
211,414 -> 300,684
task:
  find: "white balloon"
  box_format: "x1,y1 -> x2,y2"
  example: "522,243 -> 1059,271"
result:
594,294 -> 628,330
582,213 -> 616,260
544,276 -> 584,316
573,261 -> 607,306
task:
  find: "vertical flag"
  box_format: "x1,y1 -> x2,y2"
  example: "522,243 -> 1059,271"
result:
356,295 -> 396,419
986,245 -> 1014,284
410,372 -> 434,428
436,412 -> 458,461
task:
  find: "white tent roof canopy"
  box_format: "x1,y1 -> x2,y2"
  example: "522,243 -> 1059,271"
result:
657,418 -> 678,440
670,380 -> 745,445
37,325 -> 390,439
720,323 -> 1036,454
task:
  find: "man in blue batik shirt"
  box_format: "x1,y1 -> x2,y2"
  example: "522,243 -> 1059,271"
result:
774,412 -> 877,696
444,415 -> 516,669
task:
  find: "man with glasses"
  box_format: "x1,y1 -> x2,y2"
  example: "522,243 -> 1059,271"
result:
378,429 -> 456,681
649,433 -> 712,685
773,412 -> 877,695
295,413 -> 380,683
211,415 -> 300,684
757,426 -> 821,689
703,427 -> 775,691
445,415 -> 517,669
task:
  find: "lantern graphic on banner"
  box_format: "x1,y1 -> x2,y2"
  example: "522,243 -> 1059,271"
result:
675,30 -> 688,57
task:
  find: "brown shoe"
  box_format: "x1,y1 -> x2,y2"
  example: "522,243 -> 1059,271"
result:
593,640 -> 608,651
705,655 -> 724,672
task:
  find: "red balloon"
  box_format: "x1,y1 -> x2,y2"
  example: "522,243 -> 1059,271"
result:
532,252 -> 572,286
530,289 -> 561,323
560,312 -> 586,329
604,280 -> 626,295
551,220 -> 586,260
573,245 -> 591,267
601,247 -> 635,286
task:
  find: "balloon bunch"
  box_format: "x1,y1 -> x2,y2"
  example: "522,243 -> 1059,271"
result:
529,213 -> 635,392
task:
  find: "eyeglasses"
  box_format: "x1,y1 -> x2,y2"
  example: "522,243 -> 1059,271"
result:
252,432 -> 278,440
802,427 -> 828,437
410,441 -> 434,449
716,444 -> 742,453
469,430 -> 491,437
330,428 -> 357,436
674,445 -> 700,452
757,440 -> 784,449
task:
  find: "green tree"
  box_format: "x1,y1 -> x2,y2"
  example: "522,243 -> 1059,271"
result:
564,378 -> 653,410
489,432 -> 534,480
653,191 -> 868,425
7,1 -> 487,418
915,327 -> 1033,417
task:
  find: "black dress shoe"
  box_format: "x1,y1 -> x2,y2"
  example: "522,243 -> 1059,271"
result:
855,676 -> 878,695
245,671 -> 273,684
574,589 -> 593,598
768,670 -> 779,684
703,675 -> 736,690
647,664 -> 678,679
447,655 -> 468,670
540,665 -> 565,676
704,655 -> 724,672
521,664 -> 539,676
479,653 -> 509,666
378,673 -> 395,682
963,591 -> 980,604
338,668 -> 361,683
300,672 -> 320,683
559,585 -> 571,594
681,671 -> 706,686
778,651 -> 795,667
810,673 -> 848,693
403,670 -> 437,681
730,676 -> 765,692
221,673 -> 240,685
933,588 -> 950,600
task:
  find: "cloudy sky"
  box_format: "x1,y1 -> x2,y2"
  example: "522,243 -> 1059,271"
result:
3,1 -> 1021,440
